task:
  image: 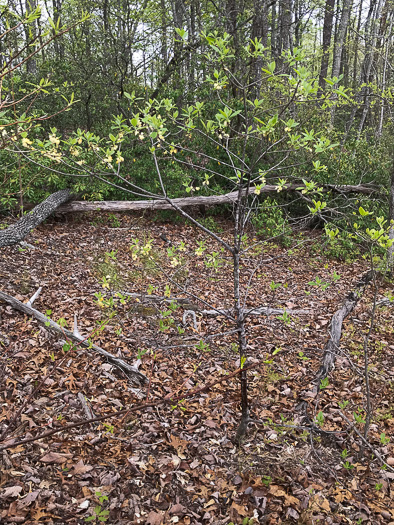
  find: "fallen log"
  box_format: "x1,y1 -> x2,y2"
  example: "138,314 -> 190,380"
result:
0,289 -> 148,385
1,184 -> 380,246
57,184 -> 381,213
0,189 -> 73,248
316,269 -> 375,383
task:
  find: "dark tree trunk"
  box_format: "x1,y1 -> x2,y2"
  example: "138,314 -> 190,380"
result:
318,0 -> 336,91
250,0 -> 269,96
0,189 -> 72,248
277,0 -> 292,70
332,0 -> 352,80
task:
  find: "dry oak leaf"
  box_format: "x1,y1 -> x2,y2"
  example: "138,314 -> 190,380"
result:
333,488 -> 353,503
1,486 -> 23,499
269,485 -> 299,507
169,434 -> 189,454
69,459 -> 93,476
146,510 -> 164,525
308,494 -> 330,513
39,452 -> 73,464
31,507 -> 52,520
230,502 -> 248,517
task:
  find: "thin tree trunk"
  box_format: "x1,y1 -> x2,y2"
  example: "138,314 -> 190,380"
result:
376,16 -> 393,138
318,0 -> 336,92
332,0 -> 353,79
233,188 -> 249,444
278,0 -> 292,70
251,0 -> 269,97
25,0 -> 37,74
352,0 -> 364,86
357,0 -> 384,138
271,1 -> 278,59
388,156 -> 394,268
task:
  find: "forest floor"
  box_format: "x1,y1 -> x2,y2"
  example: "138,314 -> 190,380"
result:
0,211 -> 393,525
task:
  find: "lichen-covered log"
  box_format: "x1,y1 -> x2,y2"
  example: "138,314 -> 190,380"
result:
316,270 -> 375,382
57,184 -> 380,213
0,189 -> 73,248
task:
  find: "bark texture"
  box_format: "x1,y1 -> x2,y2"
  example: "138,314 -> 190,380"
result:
316,270 -> 375,383
57,184 -> 380,213
0,189 -> 72,248
318,0 -> 336,91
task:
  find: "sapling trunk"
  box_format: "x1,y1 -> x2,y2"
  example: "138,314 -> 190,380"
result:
233,187 -> 249,443
388,161 -> 394,269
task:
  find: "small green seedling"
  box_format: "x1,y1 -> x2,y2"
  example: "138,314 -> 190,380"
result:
320,377 -> 329,390
85,492 -> 109,523
380,432 -> 390,445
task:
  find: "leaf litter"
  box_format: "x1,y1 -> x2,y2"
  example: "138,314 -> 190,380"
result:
0,212 -> 393,524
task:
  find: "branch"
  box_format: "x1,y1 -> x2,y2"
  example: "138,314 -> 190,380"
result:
0,289 -> 148,385
316,270 -> 376,383
0,363 -> 259,450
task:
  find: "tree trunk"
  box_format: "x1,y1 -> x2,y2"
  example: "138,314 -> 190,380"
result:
250,0 -> 269,97
332,0 -> 352,80
388,157 -> 394,268
330,0 -> 353,124
357,0 -> 384,138
277,0 -> 292,70
25,0 -> 37,74
376,16 -> 393,138
0,189 -> 72,248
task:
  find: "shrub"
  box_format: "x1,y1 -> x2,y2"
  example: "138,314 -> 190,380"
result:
252,198 -> 292,246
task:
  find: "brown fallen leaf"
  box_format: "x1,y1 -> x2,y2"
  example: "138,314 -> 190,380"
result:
39,452 -> 73,464
309,494 -> 330,513
169,503 -> 186,515
269,485 -> 286,497
69,459 -> 93,476
230,502 -> 247,517
17,490 -> 40,509
31,507 -> 52,520
284,494 -> 300,507
146,510 -> 163,525
1,486 -> 23,499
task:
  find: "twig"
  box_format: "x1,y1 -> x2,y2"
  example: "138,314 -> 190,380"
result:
338,411 -> 394,472
0,362 -> 259,450
0,289 -> 148,384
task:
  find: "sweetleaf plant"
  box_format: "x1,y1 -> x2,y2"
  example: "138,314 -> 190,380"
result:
13,32 -> 350,440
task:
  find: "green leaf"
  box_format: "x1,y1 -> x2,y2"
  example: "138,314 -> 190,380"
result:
359,206 -> 372,217
47,16 -> 56,30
